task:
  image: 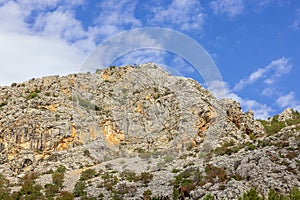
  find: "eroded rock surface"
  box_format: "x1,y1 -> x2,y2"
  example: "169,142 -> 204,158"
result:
0,63 -> 299,199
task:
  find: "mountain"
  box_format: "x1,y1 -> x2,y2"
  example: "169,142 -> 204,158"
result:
0,63 -> 299,199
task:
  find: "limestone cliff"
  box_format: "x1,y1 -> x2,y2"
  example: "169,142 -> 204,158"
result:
0,63 -> 299,199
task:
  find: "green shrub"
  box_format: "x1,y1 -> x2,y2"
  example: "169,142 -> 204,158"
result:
289,187 -> 300,199
205,164 -> 227,183
45,183 -> 60,197
267,188 -> 284,200
140,172 -> 153,186
172,168 -> 204,200
204,194 -> 215,200
56,165 -> 67,173
19,173 -> 44,199
56,191 -> 74,200
173,187 -> 179,200
115,183 -> 137,197
73,181 -> 86,197
72,95 -> 98,110
238,188 -> 264,200
83,149 -> 91,157
80,169 -> 97,181
246,143 -> 256,151
26,92 -> 39,100
98,192 -> 104,200
52,172 -> 64,188
163,155 -> 174,163
257,112 -> 300,135
143,189 -> 152,199
172,168 -> 181,173
120,170 -> 137,182
0,173 -> 11,199
214,140 -> 240,155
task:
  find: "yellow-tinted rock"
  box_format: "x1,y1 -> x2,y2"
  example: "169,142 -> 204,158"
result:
135,103 -> 143,114
102,73 -> 110,80
145,94 -> 151,100
19,142 -> 30,149
45,104 -> 59,112
57,136 -> 74,151
61,88 -> 71,97
101,120 -> 125,145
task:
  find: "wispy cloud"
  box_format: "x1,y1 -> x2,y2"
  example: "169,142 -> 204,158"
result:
276,92 -> 300,111
210,0 -> 244,17
276,92 -> 295,108
148,0 -> 205,31
291,9 -> 300,31
256,0 -> 288,8
210,80 -> 273,119
234,57 -> 292,91
94,0 -> 141,38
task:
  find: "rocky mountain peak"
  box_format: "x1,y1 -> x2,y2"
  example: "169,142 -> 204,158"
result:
0,63 -> 299,199
278,108 -> 297,121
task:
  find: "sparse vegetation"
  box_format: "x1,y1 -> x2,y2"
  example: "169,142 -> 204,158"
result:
120,170 -> 137,182
204,194 -> 215,200
83,149 -> 91,157
143,189 -> 152,199
258,110 -> 300,135
26,91 -> 39,100
140,172 -> 153,186
1,67 -> 300,200
56,191 -> 74,200
80,169 -> 97,181
214,140 -> 241,155
172,168 -> 181,173
71,95 -> 99,110
172,168 -> 203,200
205,164 -> 227,183
73,181 -> 87,197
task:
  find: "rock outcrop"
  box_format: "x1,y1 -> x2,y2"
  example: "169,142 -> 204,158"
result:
0,63 -> 299,199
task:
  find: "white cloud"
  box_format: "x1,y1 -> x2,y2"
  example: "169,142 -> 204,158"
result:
291,9 -> 300,31
261,87 -> 277,96
0,31 -> 83,85
256,0 -> 287,8
149,0 -> 205,31
276,92 -> 295,108
276,92 -> 300,110
234,57 -> 292,91
33,8 -> 94,52
0,1 -> 97,86
94,0 -> 141,38
0,1 -> 27,32
210,0 -> 244,17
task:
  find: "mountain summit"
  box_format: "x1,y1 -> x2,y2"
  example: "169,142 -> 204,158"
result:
0,63 -> 299,199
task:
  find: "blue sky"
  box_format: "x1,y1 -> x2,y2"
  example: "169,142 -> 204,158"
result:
0,0 -> 299,119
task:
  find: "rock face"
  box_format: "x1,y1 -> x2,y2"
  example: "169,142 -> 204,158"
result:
0,64 -> 228,172
0,63 -> 299,199
278,108 -> 296,121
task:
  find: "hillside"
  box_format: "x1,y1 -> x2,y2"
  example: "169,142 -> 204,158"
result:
0,63 -> 299,199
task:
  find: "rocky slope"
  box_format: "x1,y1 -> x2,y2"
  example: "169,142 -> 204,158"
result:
0,63 -> 299,199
